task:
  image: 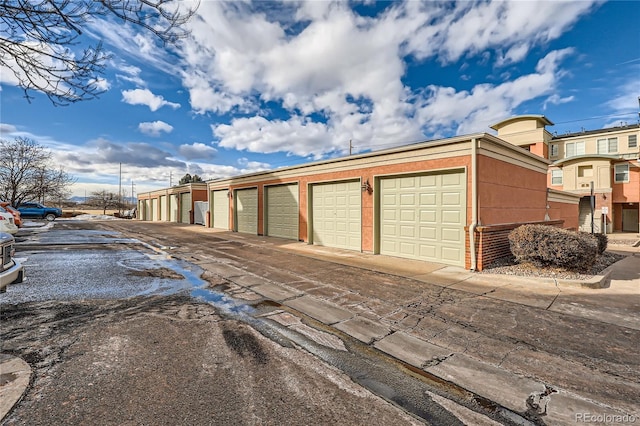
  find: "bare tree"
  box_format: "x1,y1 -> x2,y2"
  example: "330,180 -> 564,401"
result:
0,137 -> 75,206
87,189 -> 117,214
0,0 -> 198,105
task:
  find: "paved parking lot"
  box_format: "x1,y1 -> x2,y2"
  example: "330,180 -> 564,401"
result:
2,220 -> 514,426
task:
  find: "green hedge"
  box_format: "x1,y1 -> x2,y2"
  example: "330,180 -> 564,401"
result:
508,225 -> 599,271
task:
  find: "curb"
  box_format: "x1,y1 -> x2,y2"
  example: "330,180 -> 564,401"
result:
0,354 -> 31,422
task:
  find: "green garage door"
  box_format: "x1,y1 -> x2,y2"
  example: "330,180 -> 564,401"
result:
212,190 -> 229,230
266,184 -> 299,240
159,195 -> 167,221
180,192 -> 191,224
380,170 -> 466,266
311,180 -> 361,251
235,188 -> 258,234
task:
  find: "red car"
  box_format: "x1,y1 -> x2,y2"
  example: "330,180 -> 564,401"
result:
0,202 -> 23,227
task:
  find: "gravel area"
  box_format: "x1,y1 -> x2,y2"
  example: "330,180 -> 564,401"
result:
608,239 -> 640,247
480,251 -> 626,280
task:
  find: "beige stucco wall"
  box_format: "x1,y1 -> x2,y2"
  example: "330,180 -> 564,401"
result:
549,127 -> 640,161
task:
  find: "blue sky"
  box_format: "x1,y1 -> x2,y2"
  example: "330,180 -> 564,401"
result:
1,0 -> 639,199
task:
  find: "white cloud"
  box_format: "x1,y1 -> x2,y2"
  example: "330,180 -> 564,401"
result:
214,116 -> 333,158
138,121 -> 174,136
606,74 -> 640,113
91,77 -> 111,91
176,1 -> 597,158
543,94 -> 575,110
115,63 -> 146,87
178,142 -> 217,160
415,49 -> 574,135
0,123 -> 18,136
122,88 -> 181,111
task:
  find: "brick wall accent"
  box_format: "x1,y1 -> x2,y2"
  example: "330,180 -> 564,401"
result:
465,220 -> 564,271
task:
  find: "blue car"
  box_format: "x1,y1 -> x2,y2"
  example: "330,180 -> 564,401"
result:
17,202 -> 63,221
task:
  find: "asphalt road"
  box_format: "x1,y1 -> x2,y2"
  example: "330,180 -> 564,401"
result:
0,220 -> 509,425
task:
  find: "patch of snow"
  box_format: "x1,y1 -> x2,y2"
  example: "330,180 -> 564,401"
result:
69,214 -> 122,221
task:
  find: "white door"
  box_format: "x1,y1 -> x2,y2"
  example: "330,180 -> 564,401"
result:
159,195 -> 167,221
266,184 -> 299,240
212,190 -> 229,230
180,192 -> 191,224
194,201 -> 208,225
379,171 -> 466,266
151,198 -> 158,221
235,188 -> 258,234
144,200 -> 151,221
170,195 -> 178,222
311,180 -> 361,251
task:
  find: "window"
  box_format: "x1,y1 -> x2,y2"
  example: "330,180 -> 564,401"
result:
551,169 -> 563,185
614,164 -> 629,183
629,135 -> 638,148
565,141 -> 584,157
597,137 -> 618,154
578,166 -> 593,177
550,143 -> 558,157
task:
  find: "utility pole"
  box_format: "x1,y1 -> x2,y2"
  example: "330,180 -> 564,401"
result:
131,180 -> 135,208
349,139 -> 353,155
170,171 -> 173,187
118,162 -> 122,215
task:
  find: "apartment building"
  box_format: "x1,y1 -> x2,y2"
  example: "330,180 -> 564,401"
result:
492,115 -> 640,233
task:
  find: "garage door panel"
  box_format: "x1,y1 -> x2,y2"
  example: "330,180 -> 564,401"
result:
442,247 -> 462,261
442,173 -> 463,186
212,190 -> 229,230
266,184 -> 299,240
420,245 -> 436,258
180,193 -> 191,224
236,188 -> 258,234
442,228 -> 462,242
380,170 -> 466,266
312,181 -> 361,251
420,193 -> 436,205
442,192 -> 462,206
442,210 -> 461,224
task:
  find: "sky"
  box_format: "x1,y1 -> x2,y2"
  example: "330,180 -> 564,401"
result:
1,0 -> 639,200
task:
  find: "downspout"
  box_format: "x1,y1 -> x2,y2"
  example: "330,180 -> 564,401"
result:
469,138 -> 478,271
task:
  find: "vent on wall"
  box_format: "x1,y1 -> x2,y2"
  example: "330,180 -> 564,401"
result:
580,183 -> 590,188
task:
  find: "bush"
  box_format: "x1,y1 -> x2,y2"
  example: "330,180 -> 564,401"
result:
585,232 -> 608,254
508,225 -> 598,271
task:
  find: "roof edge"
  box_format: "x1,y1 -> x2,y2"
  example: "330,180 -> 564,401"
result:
490,115 -> 554,130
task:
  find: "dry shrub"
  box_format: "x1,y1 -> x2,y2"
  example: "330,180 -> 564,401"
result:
508,225 -> 598,271
584,232 -> 608,254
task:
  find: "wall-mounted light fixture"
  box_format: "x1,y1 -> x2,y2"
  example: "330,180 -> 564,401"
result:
227,191 -> 233,199
602,193 -> 607,200
361,179 -> 373,194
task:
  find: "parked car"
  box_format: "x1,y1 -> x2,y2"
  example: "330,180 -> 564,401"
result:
0,207 -> 19,235
0,232 -> 24,291
17,202 -> 63,221
0,202 -> 23,227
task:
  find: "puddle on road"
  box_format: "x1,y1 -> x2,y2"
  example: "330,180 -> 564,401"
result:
131,252 -> 255,317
